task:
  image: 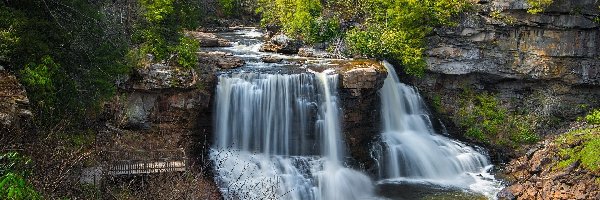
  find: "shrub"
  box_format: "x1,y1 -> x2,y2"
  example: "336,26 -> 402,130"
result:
458,91 -> 538,147
174,36 -> 200,69
0,152 -> 40,200
527,0 -> 553,14
585,109 -> 600,125
555,128 -> 600,172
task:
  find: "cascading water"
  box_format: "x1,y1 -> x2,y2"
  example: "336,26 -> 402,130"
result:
210,71 -> 373,200
375,61 -> 502,198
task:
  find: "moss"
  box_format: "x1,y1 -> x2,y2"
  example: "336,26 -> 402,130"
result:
554,127 -> 600,172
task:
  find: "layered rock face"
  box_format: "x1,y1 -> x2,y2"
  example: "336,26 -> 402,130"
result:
105,52 -> 240,167
412,0 -> 600,139
338,61 -> 387,172
0,70 -> 32,140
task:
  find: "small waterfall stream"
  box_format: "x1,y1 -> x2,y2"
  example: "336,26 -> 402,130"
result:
375,61 -> 502,198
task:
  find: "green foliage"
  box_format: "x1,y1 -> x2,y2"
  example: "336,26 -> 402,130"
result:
527,0 -> 554,14
133,0 -> 201,68
585,109 -> 600,125
0,152 -> 40,200
257,0 -> 333,43
1,1 -> 132,126
20,56 -> 60,113
256,0 -> 471,76
458,91 -> 538,146
346,0 -> 470,76
218,0 -> 237,16
174,36 -> 200,69
140,0 -> 175,23
555,128 -> 600,172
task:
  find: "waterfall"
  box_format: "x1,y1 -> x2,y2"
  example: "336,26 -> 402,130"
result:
376,61 -> 502,197
211,71 -> 372,200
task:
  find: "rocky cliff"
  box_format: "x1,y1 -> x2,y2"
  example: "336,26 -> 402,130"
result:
410,0 -> 600,152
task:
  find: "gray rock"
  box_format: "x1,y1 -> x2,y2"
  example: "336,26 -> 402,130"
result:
122,93 -> 157,130
129,63 -> 197,90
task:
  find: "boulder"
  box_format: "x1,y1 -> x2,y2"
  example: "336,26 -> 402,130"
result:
298,47 -> 339,59
261,55 -> 283,63
185,31 -> 232,47
339,60 -> 387,96
259,34 -> 302,54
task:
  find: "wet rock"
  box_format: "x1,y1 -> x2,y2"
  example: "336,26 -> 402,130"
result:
260,55 -> 283,63
185,31 -> 232,47
197,51 -> 245,69
298,47 -> 339,59
259,34 -> 302,54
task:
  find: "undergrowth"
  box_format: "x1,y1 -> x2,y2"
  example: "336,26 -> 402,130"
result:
458,90 -> 538,147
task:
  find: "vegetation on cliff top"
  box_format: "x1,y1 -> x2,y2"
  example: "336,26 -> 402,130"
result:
256,0 -> 470,77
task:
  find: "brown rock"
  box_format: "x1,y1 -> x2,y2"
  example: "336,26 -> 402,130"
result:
197,51 -> 245,69
185,31 -> 232,47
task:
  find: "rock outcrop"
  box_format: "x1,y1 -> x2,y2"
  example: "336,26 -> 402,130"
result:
0,70 -> 32,137
338,60 -> 387,172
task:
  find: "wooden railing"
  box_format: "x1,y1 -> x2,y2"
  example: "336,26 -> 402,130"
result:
102,149 -> 187,176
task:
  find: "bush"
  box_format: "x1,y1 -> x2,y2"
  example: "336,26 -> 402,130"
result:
174,36 -> 200,69
458,91 -> 538,146
585,109 -> 600,125
0,152 -> 40,200
555,128 -> 600,172
527,0 -> 554,14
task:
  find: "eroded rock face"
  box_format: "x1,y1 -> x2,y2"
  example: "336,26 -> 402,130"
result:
260,34 -> 302,54
425,1 -> 599,85
0,70 -> 32,136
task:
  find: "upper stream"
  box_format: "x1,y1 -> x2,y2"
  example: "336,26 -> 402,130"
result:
209,28 -> 503,200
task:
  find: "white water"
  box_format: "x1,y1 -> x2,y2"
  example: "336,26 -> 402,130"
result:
211,71 -> 373,200
376,61 -> 503,198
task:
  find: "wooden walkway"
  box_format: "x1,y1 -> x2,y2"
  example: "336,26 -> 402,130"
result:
103,149 -> 187,176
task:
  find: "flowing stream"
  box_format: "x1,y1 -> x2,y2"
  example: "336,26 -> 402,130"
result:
208,29 -> 501,200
